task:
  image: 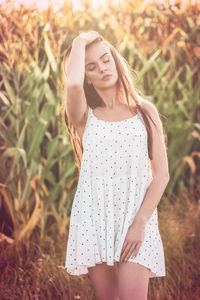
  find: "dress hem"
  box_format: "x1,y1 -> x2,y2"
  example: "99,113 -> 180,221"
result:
65,259 -> 166,278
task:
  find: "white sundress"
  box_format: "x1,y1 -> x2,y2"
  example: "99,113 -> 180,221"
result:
65,105 -> 166,278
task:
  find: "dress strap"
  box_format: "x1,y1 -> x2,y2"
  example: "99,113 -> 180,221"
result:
137,110 -> 145,125
86,105 -> 93,126
88,106 -> 96,120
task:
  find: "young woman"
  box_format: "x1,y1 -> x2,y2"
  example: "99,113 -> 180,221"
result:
63,31 -> 170,300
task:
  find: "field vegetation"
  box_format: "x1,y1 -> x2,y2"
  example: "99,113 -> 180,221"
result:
0,0 -> 199,299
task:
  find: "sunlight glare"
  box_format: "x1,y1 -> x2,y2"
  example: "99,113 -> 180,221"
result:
0,0 -> 199,12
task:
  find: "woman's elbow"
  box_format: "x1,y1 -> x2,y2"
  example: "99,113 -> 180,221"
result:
153,171 -> 170,182
162,172 -> 170,182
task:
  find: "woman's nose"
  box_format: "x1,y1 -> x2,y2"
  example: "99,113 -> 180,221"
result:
98,63 -> 107,72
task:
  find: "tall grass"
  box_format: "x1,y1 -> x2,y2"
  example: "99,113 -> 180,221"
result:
0,3 -> 77,242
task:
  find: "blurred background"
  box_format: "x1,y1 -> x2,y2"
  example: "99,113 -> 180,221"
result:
0,0 -> 200,299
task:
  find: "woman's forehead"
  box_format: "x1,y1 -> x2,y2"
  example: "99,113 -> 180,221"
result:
85,42 -> 110,63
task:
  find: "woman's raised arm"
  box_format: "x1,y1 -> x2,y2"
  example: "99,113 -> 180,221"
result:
64,31 -> 101,126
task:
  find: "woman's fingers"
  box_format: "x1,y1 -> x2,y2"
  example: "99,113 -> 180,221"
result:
85,31 -> 103,44
130,243 -> 141,259
76,31 -> 103,46
125,243 -> 137,261
120,240 -> 129,262
120,242 -> 133,262
120,242 -> 142,262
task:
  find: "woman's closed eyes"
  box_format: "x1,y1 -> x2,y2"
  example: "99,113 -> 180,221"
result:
87,59 -> 110,71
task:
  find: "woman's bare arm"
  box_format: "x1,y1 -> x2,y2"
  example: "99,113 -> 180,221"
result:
64,38 -> 88,126
64,31 -> 101,126
133,100 -> 170,225
65,38 -> 87,88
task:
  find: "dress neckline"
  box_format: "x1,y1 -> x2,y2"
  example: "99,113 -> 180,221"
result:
90,107 -> 138,123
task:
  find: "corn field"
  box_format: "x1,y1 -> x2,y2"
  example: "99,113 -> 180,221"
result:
0,0 -> 200,299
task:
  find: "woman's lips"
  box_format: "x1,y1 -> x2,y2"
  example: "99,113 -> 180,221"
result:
102,74 -> 112,80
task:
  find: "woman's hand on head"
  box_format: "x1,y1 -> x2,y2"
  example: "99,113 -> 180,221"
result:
73,31 -> 103,46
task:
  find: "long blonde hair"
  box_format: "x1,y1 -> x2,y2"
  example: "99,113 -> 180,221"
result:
62,36 -> 167,173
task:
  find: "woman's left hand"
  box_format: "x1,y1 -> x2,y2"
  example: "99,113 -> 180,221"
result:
120,219 -> 146,263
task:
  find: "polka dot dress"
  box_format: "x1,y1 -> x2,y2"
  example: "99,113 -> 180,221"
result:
65,106 -> 166,277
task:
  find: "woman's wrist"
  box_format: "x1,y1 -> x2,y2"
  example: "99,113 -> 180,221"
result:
72,36 -> 86,48
133,214 -> 148,226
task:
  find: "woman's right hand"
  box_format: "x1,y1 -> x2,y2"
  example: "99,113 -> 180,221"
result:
73,31 -> 103,46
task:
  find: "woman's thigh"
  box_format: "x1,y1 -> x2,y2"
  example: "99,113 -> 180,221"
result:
116,261 -> 150,300
88,262 -> 119,300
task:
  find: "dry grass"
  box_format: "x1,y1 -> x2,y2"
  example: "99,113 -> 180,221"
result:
148,187 -> 200,300
0,187 -> 199,300
0,234 -> 95,300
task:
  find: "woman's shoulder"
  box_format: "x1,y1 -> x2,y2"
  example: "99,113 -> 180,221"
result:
138,97 -> 159,118
139,97 -> 163,130
139,97 -> 157,113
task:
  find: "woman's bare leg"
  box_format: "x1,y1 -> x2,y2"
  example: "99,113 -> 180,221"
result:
116,261 -> 150,300
88,262 -> 119,300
